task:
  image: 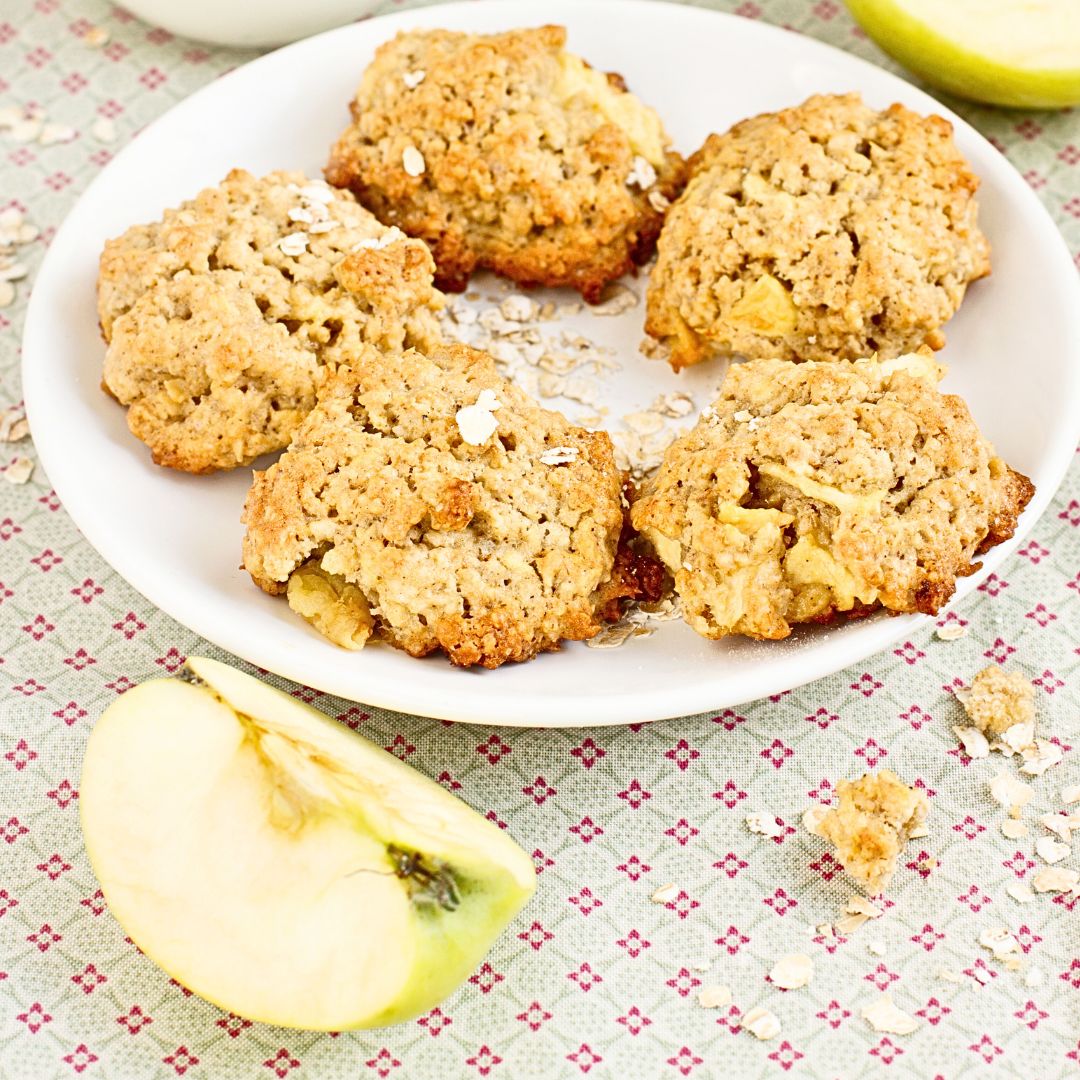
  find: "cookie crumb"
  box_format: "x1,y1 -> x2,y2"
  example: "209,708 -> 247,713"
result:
835,896 -> 883,935
1040,812 -> 1076,843
1006,882 -> 1035,904
590,283 -> 638,316
962,666 -> 1035,736
834,913 -> 869,936
352,228 -> 405,253
584,619 -> 651,649
1019,739 -> 1064,776
2,455 -> 34,484
650,882 -> 678,903
697,985 -> 732,1008
817,770 -> 928,894
802,805 -> 830,836
1035,836 -> 1069,864
745,812 -> 784,838
0,206 -> 37,247
846,895 -> 884,919
0,405 -> 28,442
740,1006 -> 780,1040
769,953 -> 813,990
978,926 -> 1019,959
988,770 -> 1033,815
935,622 -> 967,641
297,181 -> 334,204
83,25 -> 110,47
5,114 -> 43,143
652,391 -> 694,418
861,994 -> 919,1036
500,294 -> 536,323
38,122 -> 77,146
1031,866 -> 1079,893
953,725 -> 990,759
91,116 -> 117,143
1000,819 -> 1028,840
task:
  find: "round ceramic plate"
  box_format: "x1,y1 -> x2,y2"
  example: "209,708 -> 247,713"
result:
22,0 -> 1080,726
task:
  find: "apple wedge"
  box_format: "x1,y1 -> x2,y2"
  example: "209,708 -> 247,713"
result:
845,0 -> 1080,108
79,657 -> 535,1030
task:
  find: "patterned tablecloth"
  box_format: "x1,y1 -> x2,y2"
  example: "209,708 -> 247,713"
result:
2,0 -> 1079,1076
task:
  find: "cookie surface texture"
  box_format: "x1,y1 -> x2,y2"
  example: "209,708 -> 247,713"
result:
98,168 -> 442,472
645,93 -> 990,369
631,351 -> 1033,640
326,25 -> 685,301
242,342 -> 632,669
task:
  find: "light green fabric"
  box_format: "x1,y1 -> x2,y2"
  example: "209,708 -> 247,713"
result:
1,1 -> 1078,1075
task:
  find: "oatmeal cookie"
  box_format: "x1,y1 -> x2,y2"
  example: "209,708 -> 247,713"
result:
816,770 -> 928,894
98,169 -> 443,473
325,25 -> 685,301
645,93 -> 990,370
242,342 -> 645,668
630,351 -> 1033,640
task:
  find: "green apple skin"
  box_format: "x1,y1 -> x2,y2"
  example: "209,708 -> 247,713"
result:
846,0 -> 1080,109
79,657 -> 535,1031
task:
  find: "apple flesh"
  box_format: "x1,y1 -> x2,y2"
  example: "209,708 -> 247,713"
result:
79,657 -> 535,1030
845,0 -> 1080,108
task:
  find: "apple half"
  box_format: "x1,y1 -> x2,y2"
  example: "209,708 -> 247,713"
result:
845,0 -> 1080,108
79,657 -> 535,1030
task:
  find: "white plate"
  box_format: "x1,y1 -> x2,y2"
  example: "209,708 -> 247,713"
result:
22,0 -> 1080,726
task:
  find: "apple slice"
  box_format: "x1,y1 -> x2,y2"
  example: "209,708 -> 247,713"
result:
845,0 -> 1080,108
79,657 -> 535,1030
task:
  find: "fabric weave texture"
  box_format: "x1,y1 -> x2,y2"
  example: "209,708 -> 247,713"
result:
0,1 -> 1078,1076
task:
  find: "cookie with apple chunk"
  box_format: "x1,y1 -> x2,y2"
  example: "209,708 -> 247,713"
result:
242,342 -> 657,668
98,168 -> 442,473
631,350 -> 1033,641
326,25 -> 685,301
646,93 -> 989,370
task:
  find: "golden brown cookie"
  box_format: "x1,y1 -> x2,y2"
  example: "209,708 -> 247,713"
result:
98,169 -> 443,473
631,351 -> 1033,640
645,93 -> 990,370
242,342 -> 640,669
326,25 -> 685,301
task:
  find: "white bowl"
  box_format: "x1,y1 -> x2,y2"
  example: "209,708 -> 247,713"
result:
118,0 -> 383,48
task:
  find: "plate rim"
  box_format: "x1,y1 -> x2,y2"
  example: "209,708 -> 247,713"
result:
22,0 -> 1080,727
